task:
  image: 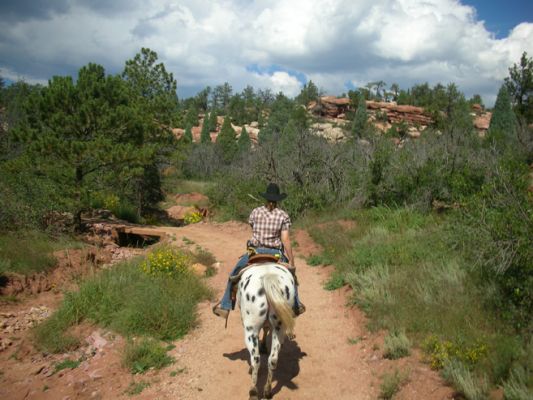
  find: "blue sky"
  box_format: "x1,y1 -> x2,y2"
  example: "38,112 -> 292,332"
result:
463,0 -> 532,38
0,0 -> 532,105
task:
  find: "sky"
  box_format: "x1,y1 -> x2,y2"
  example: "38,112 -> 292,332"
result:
0,0 -> 532,106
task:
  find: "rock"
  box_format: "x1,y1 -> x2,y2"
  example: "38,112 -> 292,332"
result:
88,368 -> 104,380
86,331 -> 107,351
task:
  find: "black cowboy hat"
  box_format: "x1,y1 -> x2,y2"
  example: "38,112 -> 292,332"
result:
260,183 -> 287,202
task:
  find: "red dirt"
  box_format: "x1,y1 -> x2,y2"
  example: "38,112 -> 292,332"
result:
0,221 -> 454,399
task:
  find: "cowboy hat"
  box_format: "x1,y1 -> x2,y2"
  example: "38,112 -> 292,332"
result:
259,183 -> 287,202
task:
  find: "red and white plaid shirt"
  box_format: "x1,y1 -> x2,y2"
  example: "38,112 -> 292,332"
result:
248,206 -> 291,249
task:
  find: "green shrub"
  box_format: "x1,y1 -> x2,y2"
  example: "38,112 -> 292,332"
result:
0,231 -> 56,275
140,246 -> 191,277
442,360 -> 488,400
503,367 -> 533,400
383,331 -> 411,359
379,368 -> 409,399
125,380 -> 150,396
123,338 -> 173,374
34,256 -> 211,352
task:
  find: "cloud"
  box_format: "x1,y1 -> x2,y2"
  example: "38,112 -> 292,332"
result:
0,0 -> 531,104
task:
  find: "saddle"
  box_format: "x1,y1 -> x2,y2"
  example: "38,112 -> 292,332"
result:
229,253 -> 297,309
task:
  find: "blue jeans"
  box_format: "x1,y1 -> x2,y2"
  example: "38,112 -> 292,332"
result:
220,247 -> 302,311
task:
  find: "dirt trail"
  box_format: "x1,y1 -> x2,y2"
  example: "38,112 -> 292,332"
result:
0,221 -> 453,400
141,222 -> 453,400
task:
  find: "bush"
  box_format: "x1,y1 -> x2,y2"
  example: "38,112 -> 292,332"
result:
379,368 -> 409,399
0,231 -> 56,276
140,246 -> 191,277
34,256 -> 211,352
442,360 -> 488,400
383,330 -> 411,359
123,338 -> 174,374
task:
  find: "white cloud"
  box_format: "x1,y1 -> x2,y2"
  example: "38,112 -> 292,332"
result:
0,0 -> 531,104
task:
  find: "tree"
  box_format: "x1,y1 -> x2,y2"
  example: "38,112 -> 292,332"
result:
505,51 -> 533,123
200,115 -> 211,144
195,86 -> 211,112
122,47 -> 178,125
488,85 -> 517,144
208,109 -> 218,132
237,125 -> 251,153
17,63 -> 156,228
351,92 -> 368,138
296,80 -> 319,105
216,116 -> 237,163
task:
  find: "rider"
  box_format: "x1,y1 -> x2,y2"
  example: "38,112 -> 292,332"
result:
212,183 -> 306,319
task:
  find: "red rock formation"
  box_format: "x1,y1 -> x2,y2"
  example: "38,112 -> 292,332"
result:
366,101 -> 434,126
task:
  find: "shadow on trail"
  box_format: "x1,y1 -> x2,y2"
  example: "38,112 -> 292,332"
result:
223,340 -> 307,396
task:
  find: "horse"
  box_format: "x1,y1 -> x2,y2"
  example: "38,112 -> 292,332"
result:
237,262 -> 296,400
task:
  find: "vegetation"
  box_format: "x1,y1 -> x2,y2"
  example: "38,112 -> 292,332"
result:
383,330 -> 411,360
379,368 -> 409,399
1,47 -> 531,397
33,253 -> 211,353
123,338 -> 174,374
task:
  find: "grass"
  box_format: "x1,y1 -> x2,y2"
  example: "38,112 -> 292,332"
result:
123,338 -> 174,374
33,255 -> 211,353
379,368 -> 409,399
53,358 -> 81,374
125,380 -> 150,396
0,231 -> 56,275
307,206 -> 532,395
383,331 -> 411,360
442,360 -> 488,400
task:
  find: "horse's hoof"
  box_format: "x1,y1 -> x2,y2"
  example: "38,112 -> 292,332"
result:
249,387 -> 259,400
264,389 -> 273,399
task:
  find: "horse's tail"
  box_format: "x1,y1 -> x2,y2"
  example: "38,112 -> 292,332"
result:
262,272 -> 295,337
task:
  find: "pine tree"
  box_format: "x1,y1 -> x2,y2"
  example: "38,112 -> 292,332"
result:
237,125 -> 251,153
216,117 -> 237,163
200,115 -> 211,144
352,92 -> 368,138
208,109 -> 218,132
488,85 -> 517,144
18,63 -> 157,228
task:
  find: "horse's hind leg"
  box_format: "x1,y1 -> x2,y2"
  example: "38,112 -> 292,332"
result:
244,327 -> 261,400
263,324 -> 284,399
260,325 -> 270,354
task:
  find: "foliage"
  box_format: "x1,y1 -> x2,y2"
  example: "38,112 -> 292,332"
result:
183,125 -> 193,144
423,335 -> 487,370
53,359 -> 81,374
351,92 -> 368,138
379,368 -> 409,399
237,125 -> 251,154
0,231 -> 56,276
125,381 -> 150,396
295,80 -> 319,105
505,52 -> 533,123
383,330 -> 411,359
216,116 -> 237,163
442,360 -> 488,400
140,246 -> 191,277
488,85 -> 517,145
183,211 -> 203,225
33,257 -> 211,352
200,114 -> 211,143
123,338 -> 173,374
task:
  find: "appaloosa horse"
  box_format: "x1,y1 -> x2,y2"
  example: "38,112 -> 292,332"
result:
237,262 -> 296,400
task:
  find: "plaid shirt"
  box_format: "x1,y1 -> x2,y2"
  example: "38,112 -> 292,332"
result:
248,206 -> 291,249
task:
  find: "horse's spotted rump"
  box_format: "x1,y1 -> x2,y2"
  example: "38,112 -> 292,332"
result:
237,263 -> 296,400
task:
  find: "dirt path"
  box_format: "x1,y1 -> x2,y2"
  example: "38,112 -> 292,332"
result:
140,222 -> 453,400
0,221 -> 453,400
